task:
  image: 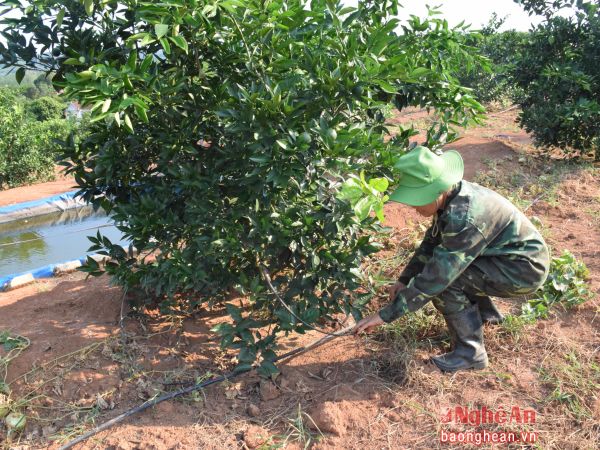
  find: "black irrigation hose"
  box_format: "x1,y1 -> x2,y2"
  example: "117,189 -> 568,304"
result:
58,373 -> 234,450
58,323 -> 355,450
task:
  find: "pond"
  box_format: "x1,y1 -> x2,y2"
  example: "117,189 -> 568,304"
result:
0,206 -> 127,278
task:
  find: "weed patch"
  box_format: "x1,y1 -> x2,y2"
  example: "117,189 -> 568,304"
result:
279,404 -> 323,449
538,351 -> 600,422
499,250 -> 591,345
522,251 -> 591,321
368,307 -> 445,384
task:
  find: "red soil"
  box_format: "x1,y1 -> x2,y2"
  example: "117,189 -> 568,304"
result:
0,169 -> 76,208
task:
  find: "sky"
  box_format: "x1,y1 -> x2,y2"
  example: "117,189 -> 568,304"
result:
394,1 -> 544,30
344,0 -> 574,31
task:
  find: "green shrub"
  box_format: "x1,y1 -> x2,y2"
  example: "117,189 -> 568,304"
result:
0,88 -> 74,188
513,0 -> 600,160
25,96 -> 66,121
0,0 -> 486,374
458,14 -> 527,105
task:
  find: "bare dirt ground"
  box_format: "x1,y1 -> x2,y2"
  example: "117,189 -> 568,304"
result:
0,110 -> 598,449
0,169 -> 76,208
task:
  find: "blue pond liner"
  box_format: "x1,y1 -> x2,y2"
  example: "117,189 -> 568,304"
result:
0,190 -> 122,291
0,190 -> 80,216
0,256 -> 87,291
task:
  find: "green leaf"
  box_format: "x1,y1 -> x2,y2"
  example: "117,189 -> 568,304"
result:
202,3 -> 218,17
140,55 -> 153,72
304,307 -> 320,322
249,155 -> 269,163
123,113 -> 133,132
15,67 -> 25,84
368,177 -> 389,193
2,335 -> 27,352
101,98 -> 111,113
220,333 -> 234,349
226,303 -> 243,322
354,197 -> 373,221
235,363 -> 253,373
134,105 -> 149,123
154,24 -> 169,39
63,58 -> 83,65
312,253 -> 320,267
89,112 -> 109,123
238,346 -> 256,363
127,32 -> 150,43
409,67 -> 430,79
123,74 -> 133,89
551,279 -> 568,292
169,35 -> 188,54
56,8 -> 65,28
140,34 -> 155,47
84,0 -> 93,16
377,80 -> 397,93
258,360 -> 280,377
373,202 -> 385,222
126,51 -> 137,70
159,37 -> 171,55
338,178 -> 363,203
210,323 -> 234,334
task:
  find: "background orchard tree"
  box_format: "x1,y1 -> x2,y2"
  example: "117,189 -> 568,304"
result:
457,13 -> 527,106
0,0 -> 485,375
0,87 -> 75,188
513,0 -> 600,160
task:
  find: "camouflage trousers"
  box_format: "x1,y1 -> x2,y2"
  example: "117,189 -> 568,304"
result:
431,256 -> 548,315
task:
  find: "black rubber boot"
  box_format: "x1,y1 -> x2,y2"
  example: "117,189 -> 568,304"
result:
478,296 -> 505,325
469,295 -> 505,325
432,304 -> 488,372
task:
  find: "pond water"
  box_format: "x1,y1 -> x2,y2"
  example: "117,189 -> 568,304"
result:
0,206 -> 127,278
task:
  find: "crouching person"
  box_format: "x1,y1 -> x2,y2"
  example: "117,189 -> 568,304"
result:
353,146 -> 550,372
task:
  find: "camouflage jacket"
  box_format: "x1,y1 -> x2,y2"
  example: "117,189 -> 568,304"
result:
379,180 -> 550,323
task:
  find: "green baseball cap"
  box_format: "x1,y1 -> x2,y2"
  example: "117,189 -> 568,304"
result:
389,146 -> 464,206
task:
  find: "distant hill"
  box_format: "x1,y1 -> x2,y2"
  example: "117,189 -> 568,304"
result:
0,67 -> 42,87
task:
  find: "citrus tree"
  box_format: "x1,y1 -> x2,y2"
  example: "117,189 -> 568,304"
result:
458,14 -> 527,105
0,0 -> 485,374
25,95 -> 66,121
513,0 -> 600,160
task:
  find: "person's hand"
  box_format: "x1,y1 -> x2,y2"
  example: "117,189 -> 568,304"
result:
388,281 -> 406,302
353,313 -> 385,335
